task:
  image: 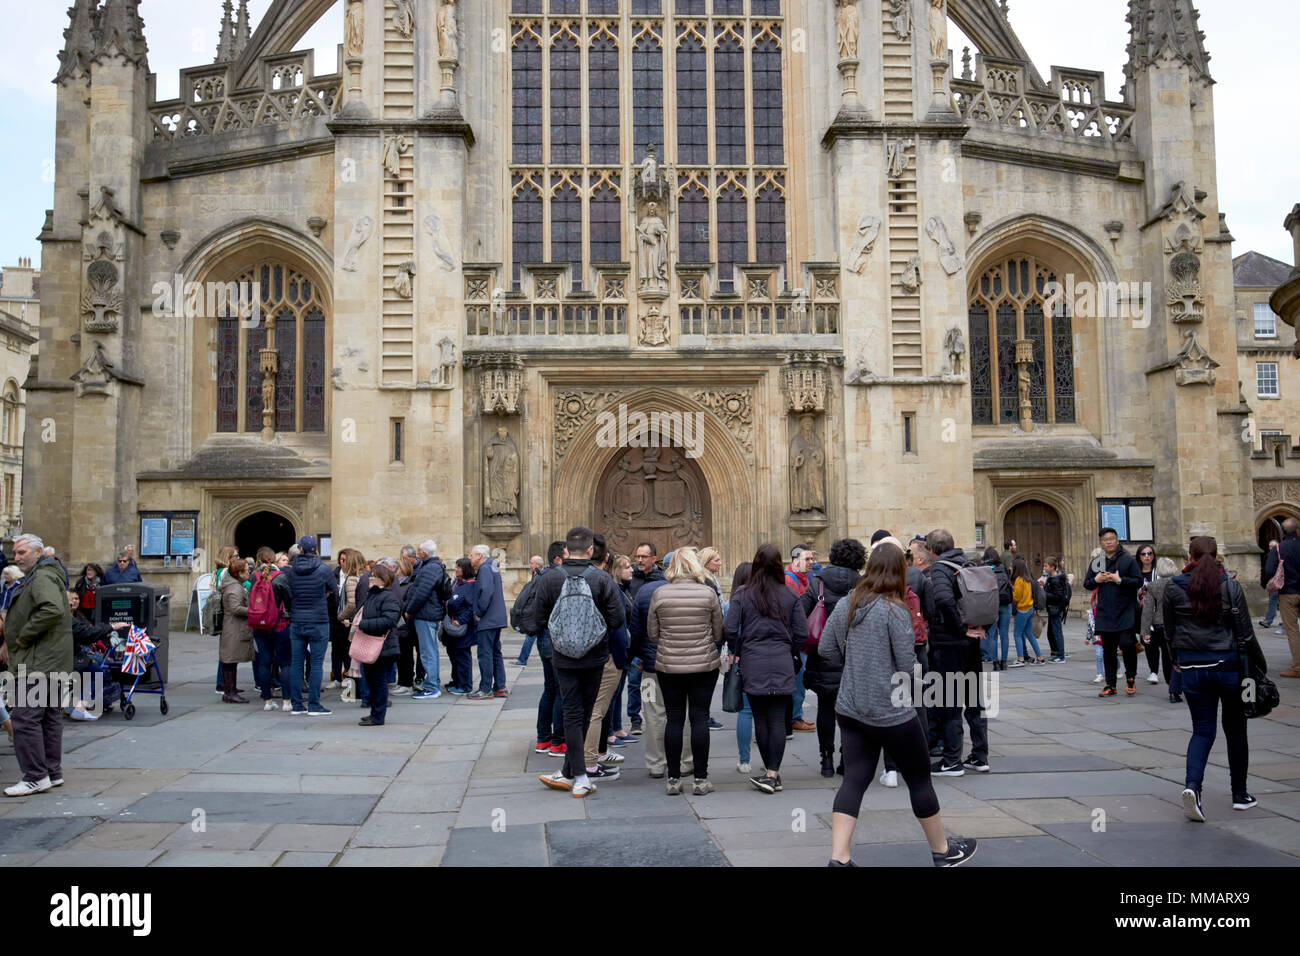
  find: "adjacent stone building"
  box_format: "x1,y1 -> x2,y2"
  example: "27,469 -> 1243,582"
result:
27,0 -> 1270,621
0,258 -> 39,539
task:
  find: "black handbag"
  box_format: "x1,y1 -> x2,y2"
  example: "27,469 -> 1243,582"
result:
722,659 -> 743,713
1225,581 -> 1279,719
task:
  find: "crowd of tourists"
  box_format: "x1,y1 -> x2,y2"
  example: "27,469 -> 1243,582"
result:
0,514 -> 1294,865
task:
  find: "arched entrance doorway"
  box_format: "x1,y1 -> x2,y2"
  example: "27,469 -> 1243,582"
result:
1003,499 -> 1063,571
234,510 -> 297,558
1257,511 -> 1294,552
595,446 -> 712,559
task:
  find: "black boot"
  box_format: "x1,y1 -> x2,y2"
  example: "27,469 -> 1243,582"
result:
820,750 -> 834,778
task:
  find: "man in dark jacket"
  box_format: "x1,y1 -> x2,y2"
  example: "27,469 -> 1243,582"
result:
628,570 -> 681,777
468,544 -> 508,699
923,529 -> 989,776
628,541 -> 665,599
285,536 -> 339,716
1084,528 -> 1144,696
102,551 -> 143,585
1263,517 -> 1300,678
801,538 -> 863,777
405,540 -> 452,700
524,527 -> 626,796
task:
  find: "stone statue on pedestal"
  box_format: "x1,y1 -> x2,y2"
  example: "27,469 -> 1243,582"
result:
485,427 -> 520,518
790,415 -> 826,515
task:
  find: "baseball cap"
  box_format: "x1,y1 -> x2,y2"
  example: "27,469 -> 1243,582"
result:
870,529 -> 892,545
297,535 -> 318,553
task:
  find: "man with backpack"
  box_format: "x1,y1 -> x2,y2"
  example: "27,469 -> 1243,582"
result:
924,529 -> 991,777
510,555 -> 546,666
284,536 -> 339,716
522,527 -> 626,798
405,540 -> 453,700
248,548 -> 293,711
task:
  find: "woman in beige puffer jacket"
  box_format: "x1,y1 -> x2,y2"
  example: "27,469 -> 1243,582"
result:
647,547 -> 724,795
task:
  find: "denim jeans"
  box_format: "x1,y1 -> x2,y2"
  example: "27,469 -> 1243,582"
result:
609,670 -> 627,733
1047,610 -> 1066,658
735,693 -> 754,764
253,629 -> 292,701
413,619 -> 442,691
476,627 -> 506,693
791,653 -> 808,721
537,653 -> 565,745
1262,591 -> 1279,625
516,632 -> 538,665
1181,666 -> 1248,795
626,662 -> 642,721
1094,640 -> 1105,675
289,622 -> 330,710
1013,608 -> 1041,659
986,604 -> 1012,664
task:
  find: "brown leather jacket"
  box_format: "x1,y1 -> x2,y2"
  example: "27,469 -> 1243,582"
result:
647,579 -> 724,674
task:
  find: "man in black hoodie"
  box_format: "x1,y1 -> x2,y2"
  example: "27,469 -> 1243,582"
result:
523,527 -> 626,798
285,536 -> 340,716
1085,528 -> 1144,697
924,529 -> 989,776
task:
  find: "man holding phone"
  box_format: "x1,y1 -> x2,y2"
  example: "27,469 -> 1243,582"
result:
1084,528 -> 1143,697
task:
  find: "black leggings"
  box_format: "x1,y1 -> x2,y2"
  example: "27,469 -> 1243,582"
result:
1144,629 -> 1173,683
749,694 -> 790,773
833,713 -> 939,819
1101,631 -> 1138,687
660,670 -> 719,780
811,688 -> 838,754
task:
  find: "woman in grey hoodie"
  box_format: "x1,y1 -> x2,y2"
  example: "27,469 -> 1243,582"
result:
820,541 -> 977,868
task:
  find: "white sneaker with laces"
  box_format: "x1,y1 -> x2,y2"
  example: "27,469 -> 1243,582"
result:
1147,673 -> 1159,684
880,770 -> 900,788
5,776 -> 52,797
263,700 -> 278,711
596,752 -> 624,766
1092,674 -> 1104,684
281,701 -> 293,712
737,762 -> 751,774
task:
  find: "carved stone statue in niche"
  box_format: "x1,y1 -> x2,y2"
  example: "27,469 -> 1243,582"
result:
433,336 -> 457,386
345,0 -> 364,57
382,134 -> 409,179
944,326 -> 966,377
929,0 -> 948,60
790,415 -> 827,515
900,256 -> 922,293
837,0 -> 860,60
393,261 -> 415,299
849,213 -> 880,276
342,215 -> 374,273
438,0 -> 458,61
637,202 -> 670,295
485,427 -> 520,518
925,216 -> 964,275
889,0 -> 912,41
887,140 -> 909,180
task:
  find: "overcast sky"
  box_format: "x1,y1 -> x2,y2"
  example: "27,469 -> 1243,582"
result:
1,0 -> 1296,272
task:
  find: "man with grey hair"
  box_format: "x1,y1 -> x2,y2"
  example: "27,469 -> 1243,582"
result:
512,555 -> 546,667
3,534 -> 74,796
468,544 -> 508,699
405,539 -> 452,699
1265,516 -> 1300,678
103,547 -> 141,585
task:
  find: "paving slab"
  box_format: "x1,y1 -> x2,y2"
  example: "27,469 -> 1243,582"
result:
372,783 -> 466,814
442,823 -> 548,866
835,836 -> 1101,867
199,753 -> 407,777
457,791 -> 588,828
1209,816 -> 1300,856
64,822 -> 176,851
151,849 -> 281,867
34,850 -> 164,866
945,769 -> 1173,799
275,851 -> 337,867
336,845 -> 445,866
256,823 -> 357,852
157,822 -> 271,850
120,791 -> 377,825
352,812 -> 457,847
0,816 -> 97,852
989,798 -> 1094,826
1040,823 -> 1300,866
546,816 -> 729,866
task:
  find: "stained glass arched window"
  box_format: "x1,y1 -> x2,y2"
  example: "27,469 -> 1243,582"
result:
968,256 -> 1077,426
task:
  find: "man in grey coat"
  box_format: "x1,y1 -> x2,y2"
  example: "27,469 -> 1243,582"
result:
468,545 -> 508,699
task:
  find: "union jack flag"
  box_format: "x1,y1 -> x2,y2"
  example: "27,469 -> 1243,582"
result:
121,626 -> 155,677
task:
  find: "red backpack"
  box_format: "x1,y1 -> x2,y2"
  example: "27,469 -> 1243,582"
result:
247,569 -> 285,630
906,586 -> 928,645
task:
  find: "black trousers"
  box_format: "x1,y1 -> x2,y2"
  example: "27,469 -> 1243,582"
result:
1144,628 -> 1174,683
929,642 -> 988,765
833,713 -> 940,819
749,694 -> 790,774
397,629 -> 418,687
554,664 -> 603,780
1100,630 -> 1138,688
886,644 -> 931,772
811,687 -> 838,754
660,670 -> 719,780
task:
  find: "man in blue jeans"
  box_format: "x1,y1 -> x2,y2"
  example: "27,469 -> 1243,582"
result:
468,544 -> 509,699
284,536 -> 339,716
405,540 -> 452,700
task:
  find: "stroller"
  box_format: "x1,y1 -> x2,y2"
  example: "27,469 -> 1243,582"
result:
102,626 -> 169,720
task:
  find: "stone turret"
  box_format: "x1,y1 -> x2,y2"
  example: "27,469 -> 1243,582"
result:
215,0 -> 235,63
1125,0 -> 1212,88
90,0 -> 147,67
55,0 -> 98,85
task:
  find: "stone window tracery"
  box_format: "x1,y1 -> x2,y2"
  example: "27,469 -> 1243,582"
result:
968,256 -> 1076,427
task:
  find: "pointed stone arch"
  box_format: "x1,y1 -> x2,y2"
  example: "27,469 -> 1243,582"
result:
233,0 -> 342,90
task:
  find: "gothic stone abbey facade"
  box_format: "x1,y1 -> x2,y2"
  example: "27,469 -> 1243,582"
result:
27,0 -> 1268,610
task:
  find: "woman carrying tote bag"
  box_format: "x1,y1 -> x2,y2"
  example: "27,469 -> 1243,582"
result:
354,564 -> 402,726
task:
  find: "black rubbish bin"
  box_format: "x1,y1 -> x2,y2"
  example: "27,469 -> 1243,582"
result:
95,582 -> 171,684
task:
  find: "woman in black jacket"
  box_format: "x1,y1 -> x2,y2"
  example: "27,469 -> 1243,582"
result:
981,548 -> 1012,670
72,564 -> 105,623
1163,537 -> 1267,821
725,543 -> 810,794
357,564 -> 402,726
800,538 -> 864,778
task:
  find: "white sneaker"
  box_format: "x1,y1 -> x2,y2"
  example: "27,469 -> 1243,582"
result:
1147,673 -> 1159,684
281,701 -> 293,712
597,752 -> 625,766
880,770 -> 900,788
1275,626 -> 1286,636
68,707 -> 99,722
263,700 -> 278,711
1092,674 -> 1104,684
5,776 -> 52,797
326,680 -> 342,690
737,762 -> 751,774
389,685 -> 411,697
572,780 -> 597,798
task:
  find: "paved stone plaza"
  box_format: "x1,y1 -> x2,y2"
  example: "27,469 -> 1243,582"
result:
1,620 -> 1298,868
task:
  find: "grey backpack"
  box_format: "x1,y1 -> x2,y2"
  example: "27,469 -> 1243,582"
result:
546,566 -> 607,659
939,561 -> 999,629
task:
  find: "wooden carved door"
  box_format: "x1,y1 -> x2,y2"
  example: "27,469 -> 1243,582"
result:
1002,500 -> 1063,572
595,446 -> 712,559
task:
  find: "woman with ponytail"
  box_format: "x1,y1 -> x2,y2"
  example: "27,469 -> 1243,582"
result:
1162,536 -> 1267,822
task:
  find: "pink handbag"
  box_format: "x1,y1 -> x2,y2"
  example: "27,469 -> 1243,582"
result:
348,619 -> 385,665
